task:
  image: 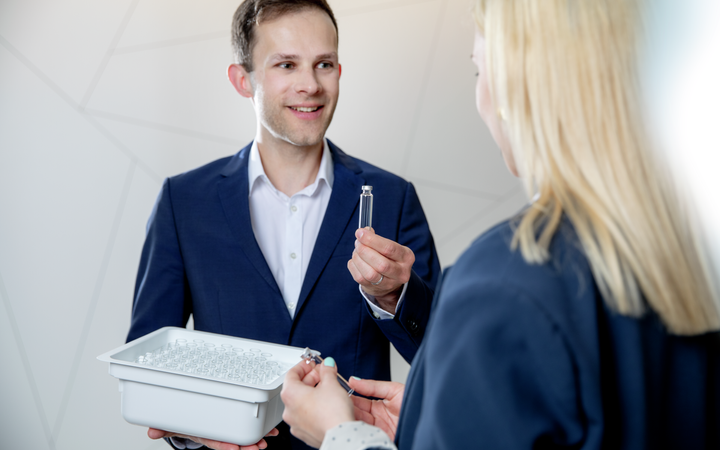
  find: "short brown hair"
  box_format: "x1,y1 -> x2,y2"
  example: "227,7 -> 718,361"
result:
231,0 -> 338,72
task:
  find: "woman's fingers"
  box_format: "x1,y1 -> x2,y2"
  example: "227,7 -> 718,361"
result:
349,378 -> 403,401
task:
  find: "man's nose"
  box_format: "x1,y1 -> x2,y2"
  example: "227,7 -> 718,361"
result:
293,67 -> 322,95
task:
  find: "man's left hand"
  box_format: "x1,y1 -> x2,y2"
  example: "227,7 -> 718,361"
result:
347,228 -> 415,313
147,428 -> 278,450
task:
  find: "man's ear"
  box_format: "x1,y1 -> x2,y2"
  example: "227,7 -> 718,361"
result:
339,63 -> 342,78
228,63 -> 254,98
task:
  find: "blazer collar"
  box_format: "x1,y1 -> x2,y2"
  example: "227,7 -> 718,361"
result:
217,142 -> 285,308
294,139 -> 365,318
217,140 -> 365,322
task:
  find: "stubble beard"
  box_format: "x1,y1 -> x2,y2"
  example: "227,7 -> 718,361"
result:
256,89 -> 336,148
262,104 -> 334,148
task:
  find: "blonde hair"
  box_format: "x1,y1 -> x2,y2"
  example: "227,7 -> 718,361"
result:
473,0 -> 720,335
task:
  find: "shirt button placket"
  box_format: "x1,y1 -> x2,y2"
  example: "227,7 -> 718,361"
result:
285,198 -> 303,316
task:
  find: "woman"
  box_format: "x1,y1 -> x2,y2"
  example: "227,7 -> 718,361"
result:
279,0 -> 720,448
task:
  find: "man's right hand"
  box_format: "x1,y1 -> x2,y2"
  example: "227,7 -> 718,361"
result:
347,378 -> 405,441
348,227 -> 416,313
148,427 -> 279,450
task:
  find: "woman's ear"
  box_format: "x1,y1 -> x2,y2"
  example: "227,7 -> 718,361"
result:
228,64 -> 254,98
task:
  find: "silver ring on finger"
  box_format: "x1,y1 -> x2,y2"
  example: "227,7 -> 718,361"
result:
371,274 -> 384,286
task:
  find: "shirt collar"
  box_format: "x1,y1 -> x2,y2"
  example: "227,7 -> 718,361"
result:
248,138 -> 334,196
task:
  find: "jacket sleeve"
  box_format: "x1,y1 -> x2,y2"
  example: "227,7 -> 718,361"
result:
409,275 -> 585,449
127,178 -> 192,343
370,182 -> 441,363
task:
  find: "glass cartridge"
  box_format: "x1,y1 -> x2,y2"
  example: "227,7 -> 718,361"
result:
359,185 -> 373,229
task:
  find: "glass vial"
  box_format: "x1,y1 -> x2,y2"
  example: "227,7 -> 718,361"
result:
359,185 -> 373,229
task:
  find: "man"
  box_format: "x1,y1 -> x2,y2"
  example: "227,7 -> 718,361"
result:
127,0 -> 440,449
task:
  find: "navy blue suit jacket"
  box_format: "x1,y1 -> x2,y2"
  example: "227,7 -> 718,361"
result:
127,141 -> 440,449
393,219 -> 719,449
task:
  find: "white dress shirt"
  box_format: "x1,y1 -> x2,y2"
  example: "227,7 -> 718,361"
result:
248,139 -> 334,318
248,139 -> 405,320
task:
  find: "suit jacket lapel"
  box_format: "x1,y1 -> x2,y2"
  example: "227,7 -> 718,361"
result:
217,143 -> 282,297
295,141 -> 364,316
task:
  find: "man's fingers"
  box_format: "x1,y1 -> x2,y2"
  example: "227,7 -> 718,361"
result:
148,428 -> 167,440
354,244 -> 396,280
351,249 -> 390,284
349,255 -> 398,291
356,228 -> 409,262
239,439 -> 264,450
347,259 -> 367,285
148,428 -> 244,450
198,436 -> 241,450
353,231 -> 414,286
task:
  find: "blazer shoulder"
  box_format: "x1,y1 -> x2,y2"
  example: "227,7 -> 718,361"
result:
328,140 -> 409,188
356,158 -> 409,189
166,144 -> 252,192
445,218 -> 596,327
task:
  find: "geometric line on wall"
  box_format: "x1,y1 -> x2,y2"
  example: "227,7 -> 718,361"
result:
79,0 -> 142,110
335,0 -> 437,17
51,163 -> 137,439
0,34 -> 80,111
113,31 -> 229,56
83,113 -> 162,183
398,0 -> 448,177
0,271 -> 57,450
86,109 -> 246,147
411,176 -> 502,201
437,185 -> 525,244
0,34 -> 155,183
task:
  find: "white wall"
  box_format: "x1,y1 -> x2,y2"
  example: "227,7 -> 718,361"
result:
0,1 -> 524,449
643,0 -> 720,290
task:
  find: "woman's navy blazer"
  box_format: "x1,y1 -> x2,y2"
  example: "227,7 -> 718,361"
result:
394,218 -> 719,449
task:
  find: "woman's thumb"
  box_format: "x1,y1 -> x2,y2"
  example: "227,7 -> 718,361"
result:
319,356 -> 339,382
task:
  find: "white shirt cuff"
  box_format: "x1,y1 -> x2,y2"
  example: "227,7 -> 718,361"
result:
320,421 -> 396,450
359,282 -> 408,320
169,437 -> 204,449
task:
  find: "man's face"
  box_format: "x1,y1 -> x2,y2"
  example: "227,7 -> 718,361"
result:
249,9 -> 340,148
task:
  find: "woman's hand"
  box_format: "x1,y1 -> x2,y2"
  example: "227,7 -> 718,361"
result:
348,378 -> 405,440
147,427 -> 279,450
281,358 -> 355,448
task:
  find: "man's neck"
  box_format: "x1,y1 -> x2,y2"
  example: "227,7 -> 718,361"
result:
255,135 -> 324,198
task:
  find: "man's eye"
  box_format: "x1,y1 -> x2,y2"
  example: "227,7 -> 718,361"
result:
279,63 -> 293,69
317,62 -> 333,69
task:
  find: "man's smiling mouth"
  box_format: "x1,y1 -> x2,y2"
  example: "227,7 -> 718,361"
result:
290,106 -> 321,112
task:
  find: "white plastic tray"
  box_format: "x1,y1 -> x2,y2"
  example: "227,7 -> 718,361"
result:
97,327 -> 307,445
